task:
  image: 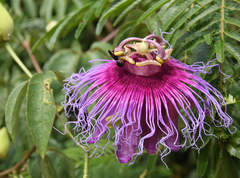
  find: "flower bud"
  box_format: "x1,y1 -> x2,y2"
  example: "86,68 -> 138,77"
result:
46,20 -> 58,32
0,3 -> 14,42
0,127 -> 11,159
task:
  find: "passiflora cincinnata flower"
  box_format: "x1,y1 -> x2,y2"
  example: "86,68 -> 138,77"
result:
61,30 -> 235,165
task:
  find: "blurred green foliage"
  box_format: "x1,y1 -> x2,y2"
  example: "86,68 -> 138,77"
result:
0,0 -> 240,177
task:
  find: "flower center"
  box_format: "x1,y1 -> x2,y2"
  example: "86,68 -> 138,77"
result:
112,34 -> 173,68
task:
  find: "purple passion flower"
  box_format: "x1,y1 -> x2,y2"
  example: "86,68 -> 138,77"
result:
62,31 -> 234,165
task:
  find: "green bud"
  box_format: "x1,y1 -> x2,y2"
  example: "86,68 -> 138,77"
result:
0,3 -> 14,42
0,127 -> 10,159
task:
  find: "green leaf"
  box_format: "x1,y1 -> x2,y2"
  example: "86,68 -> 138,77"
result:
44,70 -> 58,82
197,141 -> 210,177
204,30 -> 215,45
225,31 -> 240,43
55,0 -> 67,20
62,147 -> 85,162
165,0 -> 213,41
99,0 -> 135,22
90,41 -> 113,53
225,17 -> 240,28
22,0 -> 37,18
113,21 -> 136,47
225,3 -> 240,11
227,144 -> 240,159
46,2 -> 93,50
43,50 -> 80,73
31,21 -> 62,53
204,33 -> 213,45
227,130 -> 240,159
157,0 -> 178,18
124,9 -> 144,23
95,17 -> 108,36
54,71 -> 70,84
225,42 -> 240,64
171,18 -> 219,47
95,0 -> 108,17
47,148 -> 76,178
113,0 -> 142,26
162,0 -> 197,32
47,13 -> 77,49
28,153 -> 42,178
173,38 -> 205,57
26,73 -> 55,158
216,148 -> 239,178
5,81 -> 28,147
215,39 -> 225,63
40,155 -> 57,178
70,40 -> 82,53
183,4 -> 220,32
10,0 -> 23,16
75,7 -> 95,39
28,149 -> 75,178
40,0 -> 54,22
0,86 -> 7,127
136,0 -> 170,25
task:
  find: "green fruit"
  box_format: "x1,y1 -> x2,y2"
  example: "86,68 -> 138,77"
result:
0,3 -> 14,42
0,127 -> 10,159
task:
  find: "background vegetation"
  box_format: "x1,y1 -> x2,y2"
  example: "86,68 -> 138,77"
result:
0,0 -> 240,177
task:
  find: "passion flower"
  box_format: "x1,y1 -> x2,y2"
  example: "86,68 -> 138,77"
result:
61,30 -> 234,164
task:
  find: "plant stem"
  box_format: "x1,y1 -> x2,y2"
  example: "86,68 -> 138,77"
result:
220,0 -> 225,90
0,145 -> 36,177
22,41 -> 42,73
101,28 -> 119,43
83,152 -> 89,178
55,109 -> 90,177
220,0 -> 224,41
5,43 -> 33,78
145,153 -> 158,178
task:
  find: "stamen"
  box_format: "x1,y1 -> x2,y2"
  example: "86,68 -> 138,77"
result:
114,51 -> 124,56
156,56 -> 164,64
136,60 -> 162,67
119,56 -> 135,64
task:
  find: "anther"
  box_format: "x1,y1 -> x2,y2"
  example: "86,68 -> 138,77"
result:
114,51 -> 124,56
136,60 -> 162,67
156,56 -> 164,64
119,56 -> 135,64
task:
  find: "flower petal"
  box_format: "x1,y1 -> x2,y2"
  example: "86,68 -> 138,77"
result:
163,98 -> 180,152
116,122 -> 140,163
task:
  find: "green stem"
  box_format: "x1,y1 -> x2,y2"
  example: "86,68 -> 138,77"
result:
146,153 -> 158,178
5,43 -> 33,78
83,152 -> 89,178
220,0 -> 225,90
